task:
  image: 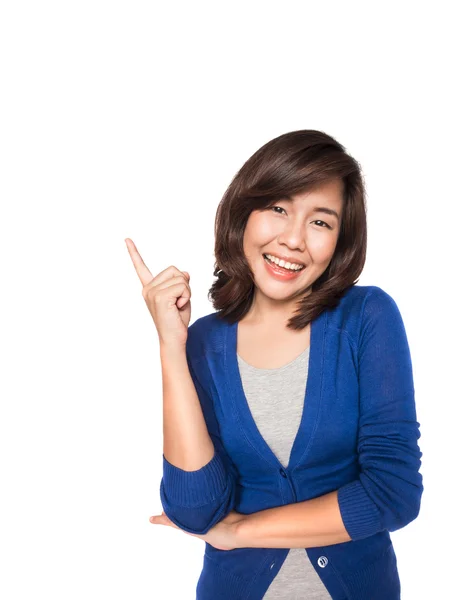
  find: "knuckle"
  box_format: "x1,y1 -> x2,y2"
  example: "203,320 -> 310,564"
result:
141,285 -> 152,298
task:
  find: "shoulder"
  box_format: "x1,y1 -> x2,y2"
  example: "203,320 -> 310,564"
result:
328,284 -> 405,341
338,282 -> 392,303
341,284 -> 401,314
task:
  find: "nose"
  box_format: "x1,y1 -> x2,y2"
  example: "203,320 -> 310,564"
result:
278,221 -> 306,253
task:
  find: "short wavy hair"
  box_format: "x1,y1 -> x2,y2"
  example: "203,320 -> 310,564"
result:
208,129 -> 367,330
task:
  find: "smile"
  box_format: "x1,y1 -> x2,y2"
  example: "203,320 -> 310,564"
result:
263,253 -> 306,280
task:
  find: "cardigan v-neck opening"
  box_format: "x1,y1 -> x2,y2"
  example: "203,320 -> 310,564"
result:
224,310 -> 327,473
236,344 -> 310,371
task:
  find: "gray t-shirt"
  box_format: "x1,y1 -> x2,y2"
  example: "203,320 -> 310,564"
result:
237,346 -> 332,600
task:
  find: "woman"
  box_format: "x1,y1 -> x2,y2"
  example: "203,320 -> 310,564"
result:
126,130 -> 424,599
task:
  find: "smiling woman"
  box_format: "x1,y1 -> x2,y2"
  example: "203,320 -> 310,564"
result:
152,130 -> 423,600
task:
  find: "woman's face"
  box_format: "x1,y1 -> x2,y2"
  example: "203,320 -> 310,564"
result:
243,178 -> 344,309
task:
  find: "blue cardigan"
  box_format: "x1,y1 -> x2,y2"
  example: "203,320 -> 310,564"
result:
160,285 -> 424,599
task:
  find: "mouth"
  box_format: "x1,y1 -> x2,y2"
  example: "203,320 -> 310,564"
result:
262,253 -> 306,279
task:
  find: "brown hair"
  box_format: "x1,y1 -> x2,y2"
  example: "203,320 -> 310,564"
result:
208,129 -> 367,330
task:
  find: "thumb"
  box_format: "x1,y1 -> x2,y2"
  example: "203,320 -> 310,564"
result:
149,512 -> 167,524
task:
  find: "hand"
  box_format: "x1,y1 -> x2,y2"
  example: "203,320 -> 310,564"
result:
149,509 -> 245,551
125,238 -> 192,347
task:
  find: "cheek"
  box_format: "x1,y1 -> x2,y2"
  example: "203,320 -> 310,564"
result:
245,213 -> 275,243
309,235 -> 338,262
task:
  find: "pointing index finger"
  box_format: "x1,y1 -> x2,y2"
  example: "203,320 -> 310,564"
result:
125,238 -> 153,286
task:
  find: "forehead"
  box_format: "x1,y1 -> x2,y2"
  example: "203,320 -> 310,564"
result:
288,179 -> 344,206
280,180 -> 344,219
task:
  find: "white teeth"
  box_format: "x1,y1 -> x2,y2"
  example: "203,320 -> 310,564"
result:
264,253 -> 304,271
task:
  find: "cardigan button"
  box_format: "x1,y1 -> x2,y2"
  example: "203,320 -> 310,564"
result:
270,562 -> 275,570
317,556 -> 328,568
279,468 -> 287,478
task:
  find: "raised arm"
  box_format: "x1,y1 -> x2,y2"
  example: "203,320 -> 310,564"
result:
161,341 -> 215,471
124,238 -> 236,535
159,338 -> 238,534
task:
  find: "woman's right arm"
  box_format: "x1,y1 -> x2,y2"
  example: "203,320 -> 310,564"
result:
159,339 -> 237,535
161,341 -> 215,470
123,239 -> 236,534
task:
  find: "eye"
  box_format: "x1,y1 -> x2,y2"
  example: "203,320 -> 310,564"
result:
270,207 -> 332,229
313,220 -> 331,229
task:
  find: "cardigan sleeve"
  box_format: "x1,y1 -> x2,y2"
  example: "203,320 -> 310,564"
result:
337,287 -> 424,541
159,351 -> 238,535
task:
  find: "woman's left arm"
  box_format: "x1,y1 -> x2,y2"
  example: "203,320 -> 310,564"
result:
336,287 -> 424,542
236,288 -> 424,548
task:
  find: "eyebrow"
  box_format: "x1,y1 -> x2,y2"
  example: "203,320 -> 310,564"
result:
281,196 -> 340,220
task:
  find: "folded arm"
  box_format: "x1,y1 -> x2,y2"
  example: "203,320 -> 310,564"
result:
235,490 -> 351,549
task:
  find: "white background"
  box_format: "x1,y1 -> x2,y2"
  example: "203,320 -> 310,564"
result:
1,1 -> 447,598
